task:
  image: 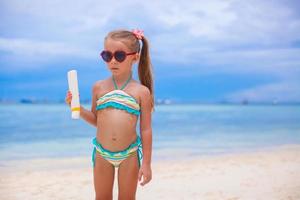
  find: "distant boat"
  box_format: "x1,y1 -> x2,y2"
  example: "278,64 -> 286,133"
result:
155,98 -> 172,105
20,99 -> 34,104
156,99 -> 163,104
242,99 -> 249,105
164,99 -> 171,105
272,99 -> 278,105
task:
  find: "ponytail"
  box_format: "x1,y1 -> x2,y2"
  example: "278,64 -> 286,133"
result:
138,36 -> 155,112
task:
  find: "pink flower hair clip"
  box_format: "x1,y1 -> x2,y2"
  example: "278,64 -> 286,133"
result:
132,29 -> 144,40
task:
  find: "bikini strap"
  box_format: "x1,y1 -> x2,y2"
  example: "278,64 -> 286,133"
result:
112,71 -> 132,90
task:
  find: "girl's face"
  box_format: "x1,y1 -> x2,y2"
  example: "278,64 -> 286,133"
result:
103,38 -> 139,75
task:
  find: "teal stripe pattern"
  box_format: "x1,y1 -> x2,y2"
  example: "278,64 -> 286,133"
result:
92,136 -> 143,168
96,90 -> 141,116
96,101 -> 140,116
99,93 -> 137,103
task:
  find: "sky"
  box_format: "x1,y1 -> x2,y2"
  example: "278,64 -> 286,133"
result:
0,0 -> 300,103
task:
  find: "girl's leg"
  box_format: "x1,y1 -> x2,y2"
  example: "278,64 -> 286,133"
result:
93,152 -> 115,200
117,151 -> 139,200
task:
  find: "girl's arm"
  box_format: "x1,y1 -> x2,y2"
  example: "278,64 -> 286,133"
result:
138,85 -> 153,186
79,83 -> 98,127
79,106 -> 97,127
139,86 -> 153,166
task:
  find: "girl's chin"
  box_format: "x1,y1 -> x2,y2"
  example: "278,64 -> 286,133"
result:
111,70 -> 121,75
111,69 -> 119,73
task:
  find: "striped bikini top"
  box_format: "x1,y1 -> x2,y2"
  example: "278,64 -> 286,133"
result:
96,72 -> 140,116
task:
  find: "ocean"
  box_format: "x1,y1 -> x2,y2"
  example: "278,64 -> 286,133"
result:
0,104 -> 299,162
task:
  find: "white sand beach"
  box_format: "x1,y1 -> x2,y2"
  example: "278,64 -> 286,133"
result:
1,144 -> 300,200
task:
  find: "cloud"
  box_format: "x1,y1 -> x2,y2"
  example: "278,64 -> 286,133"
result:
1,0 -> 300,102
144,0 -> 300,82
225,80 -> 300,102
148,0 -> 300,43
0,38 -> 94,58
2,0 -> 300,67
0,37 -> 96,72
0,0 -> 139,35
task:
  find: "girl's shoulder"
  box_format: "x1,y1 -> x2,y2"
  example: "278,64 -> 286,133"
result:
92,78 -> 110,96
131,80 -> 151,103
131,79 -> 145,92
92,78 -> 111,89
132,80 -> 150,94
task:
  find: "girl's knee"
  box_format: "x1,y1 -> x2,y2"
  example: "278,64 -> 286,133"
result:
95,193 -> 113,200
118,193 -> 136,200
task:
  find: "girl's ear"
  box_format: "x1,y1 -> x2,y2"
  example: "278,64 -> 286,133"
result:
132,53 -> 140,64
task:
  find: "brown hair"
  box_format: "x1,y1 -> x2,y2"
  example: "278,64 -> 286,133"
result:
105,29 -> 155,112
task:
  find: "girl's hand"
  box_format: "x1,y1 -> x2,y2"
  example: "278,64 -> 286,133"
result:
65,90 -> 72,107
138,164 -> 152,186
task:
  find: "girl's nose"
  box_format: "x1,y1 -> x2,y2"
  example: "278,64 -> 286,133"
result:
110,56 -> 118,64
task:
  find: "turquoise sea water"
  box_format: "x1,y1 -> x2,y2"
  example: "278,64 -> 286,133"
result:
0,104 -> 299,162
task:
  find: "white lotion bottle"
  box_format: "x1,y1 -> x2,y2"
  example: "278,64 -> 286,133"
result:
67,70 -> 80,119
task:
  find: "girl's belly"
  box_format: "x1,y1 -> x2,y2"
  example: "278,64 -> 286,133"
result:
96,108 -> 139,151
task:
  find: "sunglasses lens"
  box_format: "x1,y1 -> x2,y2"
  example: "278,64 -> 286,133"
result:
101,51 -> 112,62
115,51 -> 126,62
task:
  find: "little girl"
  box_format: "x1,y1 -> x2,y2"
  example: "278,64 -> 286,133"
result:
65,29 -> 154,200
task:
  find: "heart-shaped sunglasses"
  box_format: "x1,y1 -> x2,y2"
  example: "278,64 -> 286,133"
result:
100,50 -> 137,63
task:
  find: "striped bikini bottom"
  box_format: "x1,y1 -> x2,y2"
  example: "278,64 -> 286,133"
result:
92,136 -> 143,168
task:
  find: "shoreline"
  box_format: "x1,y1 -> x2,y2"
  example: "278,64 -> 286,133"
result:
1,143 -> 300,199
1,142 -> 298,168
